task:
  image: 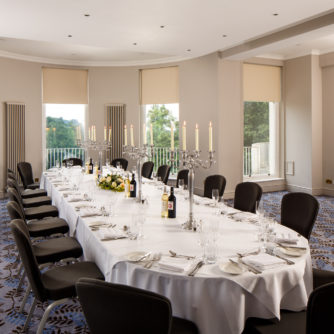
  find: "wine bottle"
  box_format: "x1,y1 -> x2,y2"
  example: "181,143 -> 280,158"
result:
88,158 -> 93,174
130,173 -> 136,198
161,185 -> 168,218
168,187 -> 176,218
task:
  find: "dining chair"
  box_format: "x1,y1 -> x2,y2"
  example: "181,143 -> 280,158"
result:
281,192 -> 319,240
157,165 -> 171,184
203,174 -> 226,198
62,157 -> 83,167
7,187 -> 58,220
76,278 -> 199,334
234,182 -> 263,214
176,169 -> 189,188
10,219 -> 104,334
111,158 -> 128,170
17,161 -> 40,189
7,176 -> 48,198
141,161 -> 154,179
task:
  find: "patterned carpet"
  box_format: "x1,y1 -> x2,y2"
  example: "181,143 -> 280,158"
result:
0,192 -> 333,333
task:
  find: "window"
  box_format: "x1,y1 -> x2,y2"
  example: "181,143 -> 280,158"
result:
243,64 -> 281,178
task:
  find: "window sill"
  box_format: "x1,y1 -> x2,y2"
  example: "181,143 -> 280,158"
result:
243,176 -> 284,183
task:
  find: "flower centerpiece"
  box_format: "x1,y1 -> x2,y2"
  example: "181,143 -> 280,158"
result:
98,174 -> 125,192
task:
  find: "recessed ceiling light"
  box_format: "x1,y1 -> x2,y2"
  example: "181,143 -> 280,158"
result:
68,34 -> 72,38
222,34 -> 227,38
84,14 -> 90,17
187,49 -> 191,52
273,13 -> 279,16
160,25 -> 165,28
133,42 -> 137,45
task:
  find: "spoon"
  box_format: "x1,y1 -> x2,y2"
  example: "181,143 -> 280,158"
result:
169,250 -> 195,260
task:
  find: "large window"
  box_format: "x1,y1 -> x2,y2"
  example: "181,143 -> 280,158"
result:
243,64 -> 281,178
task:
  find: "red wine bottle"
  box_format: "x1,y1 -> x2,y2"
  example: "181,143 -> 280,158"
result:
168,187 -> 176,218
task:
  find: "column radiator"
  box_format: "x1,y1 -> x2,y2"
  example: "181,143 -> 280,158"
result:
105,103 -> 126,160
6,102 -> 25,181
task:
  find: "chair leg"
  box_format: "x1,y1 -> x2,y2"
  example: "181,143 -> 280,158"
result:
37,298 -> 69,334
23,297 -> 37,332
17,270 -> 26,292
19,283 -> 31,312
16,262 -> 23,277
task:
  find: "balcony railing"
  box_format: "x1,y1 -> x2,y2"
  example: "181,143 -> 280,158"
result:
46,146 -> 265,177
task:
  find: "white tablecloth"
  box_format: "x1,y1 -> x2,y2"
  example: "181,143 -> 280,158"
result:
41,172 -> 312,334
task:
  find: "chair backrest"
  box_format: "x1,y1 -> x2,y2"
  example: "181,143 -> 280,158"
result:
7,187 -> 25,215
234,182 -> 263,213
10,219 -> 46,302
17,162 -> 34,188
281,192 -> 319,239
176,169 -> 189,187
7,178 -> 21,195
7,168 -> 15,174
307,282 -> 334,334
76,278 -> 172,334
111,158 -> 128,171
7,201 -> 25,220
7,172 -> 16,181
204,174 -> 226,198
62,158 -> 83,167
157,165 -> 171,184
141,161 -> 154,179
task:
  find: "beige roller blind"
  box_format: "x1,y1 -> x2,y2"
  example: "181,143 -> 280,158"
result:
243,64 -> 281,102
140,66 -> 179,104
43,68 -> 88,104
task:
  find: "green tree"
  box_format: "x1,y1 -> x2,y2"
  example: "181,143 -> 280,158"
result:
244,102 -> 269,147
46,116 -> 81,148
146,105 -> 179,148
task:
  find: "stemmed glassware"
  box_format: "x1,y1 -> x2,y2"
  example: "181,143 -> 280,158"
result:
212,189 -> 219,207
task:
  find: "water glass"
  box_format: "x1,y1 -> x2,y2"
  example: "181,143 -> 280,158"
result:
212,189 -> 219,207
178,179 -> 184,189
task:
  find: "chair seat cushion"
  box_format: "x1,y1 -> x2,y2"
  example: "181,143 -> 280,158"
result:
21,188 -> 48,198
27,182 -> 40,190
22,196 -> 52,207
171,317 -> 199,334
33,237 -> 83,264
42,261 -> 104,300
245,310 -> 306,334
27,217 -> 69,237
24,205 -> 59,220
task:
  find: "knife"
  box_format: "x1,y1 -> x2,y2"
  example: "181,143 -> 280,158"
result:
188,261 -> 204,276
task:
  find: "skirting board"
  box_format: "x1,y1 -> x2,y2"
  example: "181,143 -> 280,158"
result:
286,184 -> 324,196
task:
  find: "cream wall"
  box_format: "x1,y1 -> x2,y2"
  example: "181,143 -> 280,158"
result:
0,57 -> 43,192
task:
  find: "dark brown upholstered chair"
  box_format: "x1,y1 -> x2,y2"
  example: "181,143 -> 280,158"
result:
111,158 -> 128,170
76,278 -> 199,334
7,187 -> 58,220
62,157 -> 83,167
6,201 -> 69,237
10,219 -> 104,334
176,169 -> 189,188
7,175 -> 47,198
281,192 -> 319,240
157,165 -> 171,185
17,162 -> 40,189
243,270 -> 334,334
234,182 -> 263,214
142,161 -> 154,179
203,175 -> 226,198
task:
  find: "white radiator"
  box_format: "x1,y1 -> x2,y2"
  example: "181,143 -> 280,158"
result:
6,102 -> 25,181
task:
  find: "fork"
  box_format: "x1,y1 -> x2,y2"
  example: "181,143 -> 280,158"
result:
144,253 -> 162,268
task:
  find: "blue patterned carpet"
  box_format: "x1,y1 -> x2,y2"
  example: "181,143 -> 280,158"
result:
0,192 -> 333,333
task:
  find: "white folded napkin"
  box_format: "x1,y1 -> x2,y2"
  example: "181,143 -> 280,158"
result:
46,168 -> 58,172
56,186 -> 71,191
230,212 -> 257,222
242,253 -> 285,271
158,257 -> 193,273
275,233 -> 299,244
96,228 -> 126,240
67,195 -> 86,202
80,208 -> 102,217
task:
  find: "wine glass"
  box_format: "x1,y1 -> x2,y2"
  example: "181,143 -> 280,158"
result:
212,189 -> 219,207
178,179 -> 184,189
116,161 -> 121,171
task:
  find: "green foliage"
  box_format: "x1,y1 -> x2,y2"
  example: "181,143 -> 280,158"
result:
46,116 -> 81,148
146,104 -> 179,148
244,102 -> 269,147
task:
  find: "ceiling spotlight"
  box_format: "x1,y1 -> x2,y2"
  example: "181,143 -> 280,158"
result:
160,25 -> 165,28
68,34 -> 72,38
84,14 -> 90,17
187,49 -> 191,52
133,42 -> 137,45
222,34 -> 227,38
273,13 -> 279,16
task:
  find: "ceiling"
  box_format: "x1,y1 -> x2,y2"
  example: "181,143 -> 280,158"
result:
0,0 -> 334,66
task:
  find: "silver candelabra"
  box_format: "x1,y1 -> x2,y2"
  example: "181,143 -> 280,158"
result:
77,139 -> 112,167
123,144 -> 154,202
170,149 -> 215,230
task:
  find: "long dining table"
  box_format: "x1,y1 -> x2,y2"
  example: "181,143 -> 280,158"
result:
41,169 -> 312,334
